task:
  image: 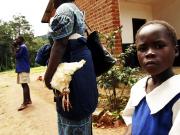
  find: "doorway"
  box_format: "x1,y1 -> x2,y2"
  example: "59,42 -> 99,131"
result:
126,18 -> 146,67
132,18 -> 146,43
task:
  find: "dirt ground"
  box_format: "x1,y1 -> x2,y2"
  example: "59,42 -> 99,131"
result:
0,69 -> 127,135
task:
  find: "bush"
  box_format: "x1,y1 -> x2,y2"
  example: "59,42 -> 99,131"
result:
98,27 -> 141,112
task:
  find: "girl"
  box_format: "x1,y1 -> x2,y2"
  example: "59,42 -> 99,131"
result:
122,20 -> 180,135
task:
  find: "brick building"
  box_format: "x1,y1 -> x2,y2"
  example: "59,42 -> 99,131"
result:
42,0 -> 180,65
41,0 -> 121,54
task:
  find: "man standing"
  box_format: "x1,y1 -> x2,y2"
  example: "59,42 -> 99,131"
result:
13,36 -> 32,111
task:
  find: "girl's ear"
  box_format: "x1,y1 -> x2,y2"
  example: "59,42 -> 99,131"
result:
175,45 -> 179,57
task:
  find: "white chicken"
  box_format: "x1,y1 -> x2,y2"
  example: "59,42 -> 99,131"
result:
50,59 -> 86,111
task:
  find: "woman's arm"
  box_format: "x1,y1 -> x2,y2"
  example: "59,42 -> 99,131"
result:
44,37 -> 68,89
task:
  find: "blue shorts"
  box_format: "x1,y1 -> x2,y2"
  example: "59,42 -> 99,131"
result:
57,113 -> 92,135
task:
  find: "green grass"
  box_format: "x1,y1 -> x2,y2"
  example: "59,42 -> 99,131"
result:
0,69 -> 15,76
30,66 -> 46,73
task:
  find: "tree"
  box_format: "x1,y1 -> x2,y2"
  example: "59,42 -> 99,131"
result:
9,15 -> 33,39
0,14 -> 48,71
29,36 -> 49,67
0,21 -> 14,71
0,21 -> 13,44
8,15 -> 49,67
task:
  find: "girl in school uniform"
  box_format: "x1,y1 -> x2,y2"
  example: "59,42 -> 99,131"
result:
122,20 -> 180,135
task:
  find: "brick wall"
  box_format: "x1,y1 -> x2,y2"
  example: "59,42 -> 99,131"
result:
75,0 -> 122,53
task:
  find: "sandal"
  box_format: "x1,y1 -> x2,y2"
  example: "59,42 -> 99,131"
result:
18,104 -> 27,111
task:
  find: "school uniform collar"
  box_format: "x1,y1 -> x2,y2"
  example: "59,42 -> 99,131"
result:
146,75 -> 180,114
131,75 -> 180,114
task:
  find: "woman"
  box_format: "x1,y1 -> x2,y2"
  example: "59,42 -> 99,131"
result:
44,0 -> 98,134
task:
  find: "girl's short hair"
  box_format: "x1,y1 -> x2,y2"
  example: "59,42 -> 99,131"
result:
136,20 -> 177,45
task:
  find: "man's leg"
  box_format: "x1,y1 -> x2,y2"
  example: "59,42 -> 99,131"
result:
18,83 -> 31,111
17,72 -> 31,111
22,83 -> 31,104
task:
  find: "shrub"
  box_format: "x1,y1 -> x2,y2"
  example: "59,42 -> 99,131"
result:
98,27 -> 141,112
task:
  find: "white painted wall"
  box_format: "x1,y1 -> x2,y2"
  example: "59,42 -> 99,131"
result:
119,1 -> 153,44
152,0 -> 180,39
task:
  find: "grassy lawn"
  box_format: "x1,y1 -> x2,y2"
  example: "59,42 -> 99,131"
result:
30,66 -> 46,73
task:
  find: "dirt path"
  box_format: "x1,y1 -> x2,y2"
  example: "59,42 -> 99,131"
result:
0,70 -> 126,135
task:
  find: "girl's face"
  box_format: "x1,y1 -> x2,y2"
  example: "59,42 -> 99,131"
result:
136,24 -> 177,76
